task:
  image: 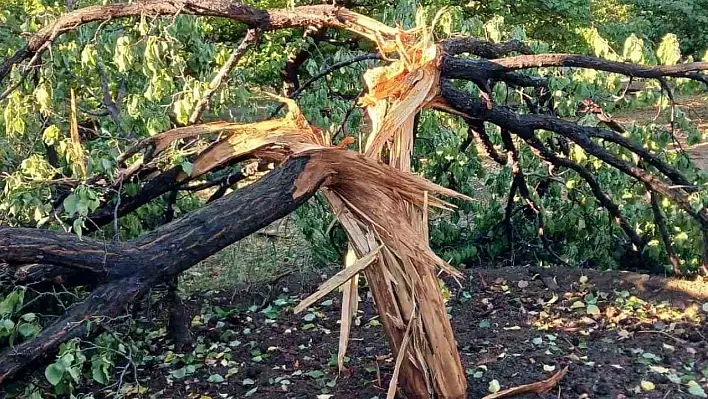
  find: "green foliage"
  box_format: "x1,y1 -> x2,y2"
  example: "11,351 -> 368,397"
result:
40,333 -> 125,395
626,0 -> 708,57
0,288 -> 42,346
295,194 -> 348,266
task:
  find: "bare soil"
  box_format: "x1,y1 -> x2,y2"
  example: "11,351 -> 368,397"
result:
95,266 -> 707,399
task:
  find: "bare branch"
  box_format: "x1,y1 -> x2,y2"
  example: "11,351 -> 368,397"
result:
442,54 -> 708,85
96,59 -> 127,135
439,82 -> 706,226
189,28 -> 261,124
442,37 -> 532,58
0,1 -> 372,85
649,190 -> 681,275
465,119 -> 505,164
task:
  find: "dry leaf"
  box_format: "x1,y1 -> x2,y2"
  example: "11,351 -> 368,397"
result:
640,380 -> 655,391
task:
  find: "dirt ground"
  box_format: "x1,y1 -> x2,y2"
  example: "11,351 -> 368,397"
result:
95,266 -> 708,399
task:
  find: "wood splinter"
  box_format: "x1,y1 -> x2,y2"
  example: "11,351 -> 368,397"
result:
482,366 -> 569,399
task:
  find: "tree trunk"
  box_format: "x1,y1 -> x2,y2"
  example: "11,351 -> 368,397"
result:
0,153 -> 329,385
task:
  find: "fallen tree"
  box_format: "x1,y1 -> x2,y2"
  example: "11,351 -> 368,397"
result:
1,1 -> 707,398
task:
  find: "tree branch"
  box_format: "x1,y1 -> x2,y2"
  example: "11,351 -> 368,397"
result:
442,37 -> 532,58
649,190 -> 681,275
439,82 -> 708,229
439,84 -> 649,250
465,119 -> 505,164
189,28 -> 261,124
442,54 -> 708,85
525,135 -> 646,252
0,1 -> 375,85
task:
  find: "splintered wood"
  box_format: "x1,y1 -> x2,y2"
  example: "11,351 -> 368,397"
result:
353,11 -> 467,398
130,10 -> 470,398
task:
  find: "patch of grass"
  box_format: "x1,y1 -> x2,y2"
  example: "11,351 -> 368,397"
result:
179,216 -> 318,294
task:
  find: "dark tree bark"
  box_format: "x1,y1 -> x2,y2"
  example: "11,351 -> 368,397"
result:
0,153 -> 330,385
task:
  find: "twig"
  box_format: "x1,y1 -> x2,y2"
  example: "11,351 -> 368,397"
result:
466,118 -> 506,164
657,77 -> 684,153
96,59 -> 127,136
649,190 -> 680,275
332,87 -> 366,142
189,28 -> 261,124
113,179 -> 122,244
270,53 -> 381,117
482,366 -> 569,399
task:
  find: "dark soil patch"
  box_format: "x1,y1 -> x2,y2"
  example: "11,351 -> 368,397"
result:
101,266 -> 707,399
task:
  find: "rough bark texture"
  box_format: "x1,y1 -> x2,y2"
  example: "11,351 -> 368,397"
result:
0,154 -> 328,385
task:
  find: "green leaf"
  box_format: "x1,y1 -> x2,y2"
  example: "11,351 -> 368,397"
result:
72,218 -> 84,238
67,366 -> 81,383
63,194 -> 79,216
306,370 -> 325,379
45,362 -> 65,385
34,84 -> 52,115
2,318 -> 15,331
483,16 -> 503,43
20,313 -> 36,322
171,367 -> 187,379
92,362 -> 108,385
208,374 -> 225,383
622,34 -> 644,64
81,44 -> 96,68
586,304 -> 600,316
657,34 -> 681,65
173,99 -> 191,125
640,380 -> 655,391
17,322 -> 40,338
687,381 -> 707,398
488,379 -> 501,393
571,145 -> 587,163
571,301 -> 586,309
114,36 -> 133,72
181,161 -> 194,176
0,291 -> 21,316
